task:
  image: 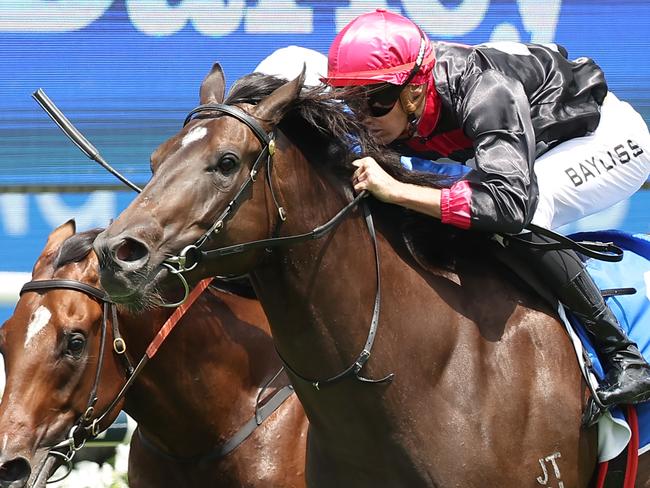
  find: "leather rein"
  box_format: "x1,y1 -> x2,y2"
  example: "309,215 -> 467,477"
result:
18,276 -> 293,478
164,102 -> 394,388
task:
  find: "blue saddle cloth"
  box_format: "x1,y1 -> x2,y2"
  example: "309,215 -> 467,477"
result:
400,157 -> 471,179
569,230 -> 650,454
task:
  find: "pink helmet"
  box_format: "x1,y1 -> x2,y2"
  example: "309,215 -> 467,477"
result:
323,9 -> 435,87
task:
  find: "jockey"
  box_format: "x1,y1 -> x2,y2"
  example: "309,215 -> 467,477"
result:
322,9 -> 650,407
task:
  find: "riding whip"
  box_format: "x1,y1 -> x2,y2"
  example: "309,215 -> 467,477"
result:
31,88 -> 142,193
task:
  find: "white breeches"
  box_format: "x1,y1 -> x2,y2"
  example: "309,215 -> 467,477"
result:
531,92 -> 650,230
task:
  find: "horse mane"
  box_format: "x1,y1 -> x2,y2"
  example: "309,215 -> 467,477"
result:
54,228 -> 103,269
227,73 -> 457,189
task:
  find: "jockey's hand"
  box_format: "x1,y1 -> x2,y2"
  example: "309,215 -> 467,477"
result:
352,156 -> 443,219
352,157 -> 404,203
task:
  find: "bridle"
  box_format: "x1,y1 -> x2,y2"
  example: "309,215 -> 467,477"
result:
163,102 -> 394,389
19,279 -> 133,482
161,103 -> 286,301
18,276 -> 295,482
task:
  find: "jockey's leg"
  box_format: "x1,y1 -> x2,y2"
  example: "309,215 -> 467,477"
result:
513,232 -> 650,407
522,90 -> 650,406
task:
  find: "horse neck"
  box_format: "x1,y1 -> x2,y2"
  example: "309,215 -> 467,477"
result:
250,138 -> 383,382
118,290 -> 280,455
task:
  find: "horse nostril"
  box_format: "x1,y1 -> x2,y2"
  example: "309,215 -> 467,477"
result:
115,238 -> 149,264
0,457 -> 31,483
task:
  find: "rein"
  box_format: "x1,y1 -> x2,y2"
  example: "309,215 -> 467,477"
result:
164,102 -> 394,388
19,276 -> 294,481
507,223 -> 625,263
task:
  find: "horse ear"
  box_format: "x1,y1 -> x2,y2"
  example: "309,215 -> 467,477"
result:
253,65 -> 305,125
200,63 -> 226,105
32,219 -> 76,277
44,219 -> 76,253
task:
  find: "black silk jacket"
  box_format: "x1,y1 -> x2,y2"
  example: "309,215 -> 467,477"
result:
392,42 -> 608,233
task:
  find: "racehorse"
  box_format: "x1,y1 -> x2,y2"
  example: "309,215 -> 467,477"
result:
0,220 -> 307,488
92,64 -> 650,486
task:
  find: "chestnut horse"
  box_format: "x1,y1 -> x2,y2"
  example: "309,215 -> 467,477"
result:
93,65 -> 650,486
0,220 -> 307,488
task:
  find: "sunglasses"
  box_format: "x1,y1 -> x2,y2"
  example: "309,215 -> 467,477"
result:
365,83 -> 407,117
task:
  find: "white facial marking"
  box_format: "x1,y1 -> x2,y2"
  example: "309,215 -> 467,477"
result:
24,306 -> 52,347
181,127 -> 207,147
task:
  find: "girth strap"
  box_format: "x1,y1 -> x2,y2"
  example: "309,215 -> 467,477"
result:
136,380 -> 295,464
601,288 -> 637,298
214,384 -> 294,460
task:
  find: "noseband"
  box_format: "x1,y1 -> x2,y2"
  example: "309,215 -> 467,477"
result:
163,102 -> 394,389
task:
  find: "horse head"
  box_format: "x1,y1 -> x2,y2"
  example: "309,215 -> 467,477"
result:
94,63 -> 306,307
0,221 -> 128,487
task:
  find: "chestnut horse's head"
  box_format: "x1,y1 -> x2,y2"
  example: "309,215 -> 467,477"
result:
93,64 -> 306,308
0,221 -> 126,487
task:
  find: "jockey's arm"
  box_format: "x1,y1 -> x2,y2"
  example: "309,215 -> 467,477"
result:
353,70 -> 537,233
446,69 -> 537,233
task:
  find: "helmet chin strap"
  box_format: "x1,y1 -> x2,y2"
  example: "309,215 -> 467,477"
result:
406,112 -> 419,138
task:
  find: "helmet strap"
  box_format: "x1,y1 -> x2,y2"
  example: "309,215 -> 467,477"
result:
400,85 -> 425,138
406,112 -> 419,138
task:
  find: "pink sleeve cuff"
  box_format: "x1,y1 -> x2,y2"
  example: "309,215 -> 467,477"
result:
440,180 -> 472,229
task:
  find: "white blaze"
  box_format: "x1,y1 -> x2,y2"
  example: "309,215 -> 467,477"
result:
24,306 -> 52,348
181,127 -> 208,147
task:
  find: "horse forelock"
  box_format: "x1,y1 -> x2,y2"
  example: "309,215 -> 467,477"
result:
54,228 -> 103,270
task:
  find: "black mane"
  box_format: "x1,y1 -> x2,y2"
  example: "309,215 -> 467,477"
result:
226,73 -> 456,190
54,228 -> 103,269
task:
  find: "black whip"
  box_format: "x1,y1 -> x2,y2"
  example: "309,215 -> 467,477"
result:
31,88 -> 142,193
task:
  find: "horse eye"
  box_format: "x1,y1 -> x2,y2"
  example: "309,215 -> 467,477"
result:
216,154 -> 239,174
66,333 -> 86,359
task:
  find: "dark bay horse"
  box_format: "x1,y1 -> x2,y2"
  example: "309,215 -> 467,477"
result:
0,220 -> 307,487
92,64 -> 650,486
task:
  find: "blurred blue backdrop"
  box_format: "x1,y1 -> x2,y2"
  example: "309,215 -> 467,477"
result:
1,0 -> 649,322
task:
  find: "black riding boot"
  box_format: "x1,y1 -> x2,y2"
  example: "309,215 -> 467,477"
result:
511,233 -> 650,407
